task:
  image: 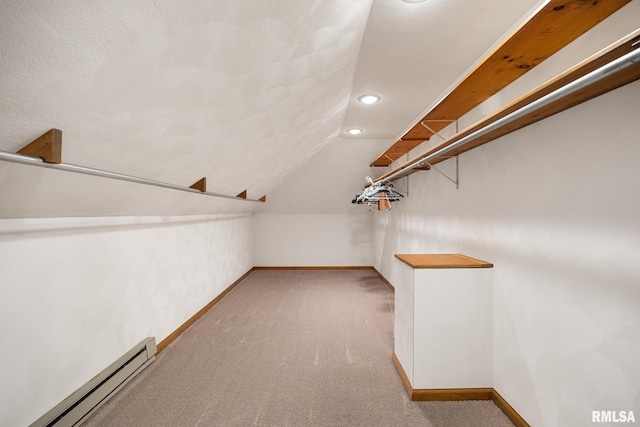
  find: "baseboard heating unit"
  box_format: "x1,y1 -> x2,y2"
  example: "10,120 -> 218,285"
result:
30,337 -> 157,427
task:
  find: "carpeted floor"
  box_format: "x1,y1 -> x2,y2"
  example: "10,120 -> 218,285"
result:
84,269 -> 513,426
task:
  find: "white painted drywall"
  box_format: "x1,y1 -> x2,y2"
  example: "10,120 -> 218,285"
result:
373,7 -> 640,425
412,268 -> 492,389
257,137 -> 391,214
373,79 -> 640,426
251,137 -> 382,267
253,213 -> 373,266
252,136 -> 384,268
0,214 -> 252,427
393,261 -> 415,383
394,264 -> 493,389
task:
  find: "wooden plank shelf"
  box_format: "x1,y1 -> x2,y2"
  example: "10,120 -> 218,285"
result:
395,253 -> 493,269
371,0 -> 631,168
376,30 -> 640,183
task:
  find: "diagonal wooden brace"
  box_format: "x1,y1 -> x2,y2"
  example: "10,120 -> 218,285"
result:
189,177 -> 207,192
17,129 -> 62,164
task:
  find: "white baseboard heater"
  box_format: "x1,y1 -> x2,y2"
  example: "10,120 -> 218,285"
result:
30,337 -> 157,427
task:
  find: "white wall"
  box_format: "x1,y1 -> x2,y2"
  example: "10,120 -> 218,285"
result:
250,133 -> 386,268
413,268 -> 493,389
253,213 -> 372,266
372,6 -> 640,424
0,214 -> 253,427
372,77 -> 640,426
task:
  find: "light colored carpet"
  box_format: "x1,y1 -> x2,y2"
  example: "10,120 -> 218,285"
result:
84,269 -> 513,426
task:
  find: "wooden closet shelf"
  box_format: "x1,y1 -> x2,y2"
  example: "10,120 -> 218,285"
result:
395,254 -> 493,269
371,0 -> 631,168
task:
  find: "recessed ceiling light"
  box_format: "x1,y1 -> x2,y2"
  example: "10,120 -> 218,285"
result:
357,94 -> 381,104
401,0 -> 427,3
346,128 -> 363,135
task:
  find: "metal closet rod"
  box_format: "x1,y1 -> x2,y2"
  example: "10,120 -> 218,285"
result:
377,46 -> 640,185
0,150 -> 265,203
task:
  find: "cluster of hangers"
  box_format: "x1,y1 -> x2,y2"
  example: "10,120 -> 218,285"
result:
351,176 -> 404,211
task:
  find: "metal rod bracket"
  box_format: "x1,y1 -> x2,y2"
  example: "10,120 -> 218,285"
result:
420,119 -> 459,142
0,131 -> 267,203
422,156 -> 459,189
190,177 -> 207,192
17,129 -> 62,164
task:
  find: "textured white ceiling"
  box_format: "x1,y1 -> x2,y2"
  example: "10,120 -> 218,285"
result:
0,0 -> 374,217
342,0 -> 544,140
258,137 -> 391,214
0,0 -> 575,218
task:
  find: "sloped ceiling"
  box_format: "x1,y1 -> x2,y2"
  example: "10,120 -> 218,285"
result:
0,0 -> 546,218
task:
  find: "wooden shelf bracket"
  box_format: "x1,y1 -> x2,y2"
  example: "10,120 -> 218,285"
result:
189,177 -> 207,192
17,129 -> 62,164
0,131 -> 267,203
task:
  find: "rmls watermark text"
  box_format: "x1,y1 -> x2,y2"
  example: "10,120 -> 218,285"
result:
592,411 -> 636,423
